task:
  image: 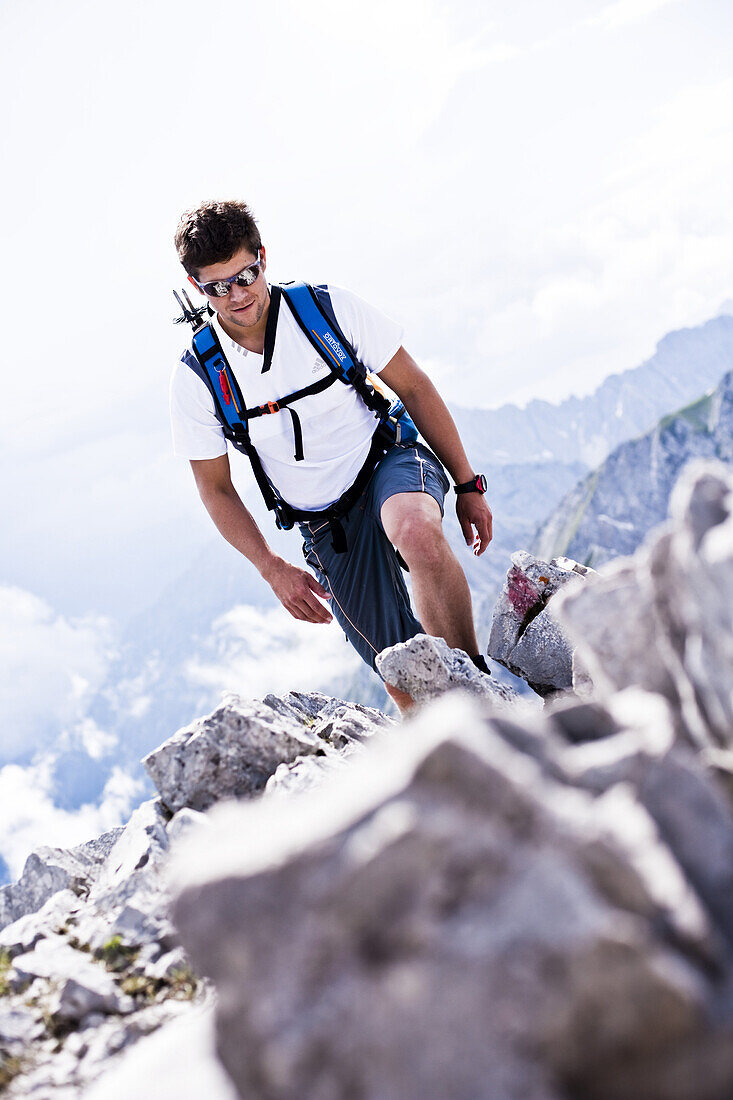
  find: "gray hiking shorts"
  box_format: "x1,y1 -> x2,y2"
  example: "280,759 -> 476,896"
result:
299,442 -> 450,675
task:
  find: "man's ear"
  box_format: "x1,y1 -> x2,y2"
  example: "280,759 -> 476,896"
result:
260,245 -> 267,272
187,274 -> 203,295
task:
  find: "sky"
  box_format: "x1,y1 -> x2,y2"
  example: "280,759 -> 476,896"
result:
1,0 -> 733,880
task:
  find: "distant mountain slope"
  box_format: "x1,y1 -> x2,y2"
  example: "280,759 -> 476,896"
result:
451,315 -> 733,468
533,370 -> 733,567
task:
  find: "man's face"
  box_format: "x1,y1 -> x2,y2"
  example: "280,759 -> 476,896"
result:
191,244 -> 269,333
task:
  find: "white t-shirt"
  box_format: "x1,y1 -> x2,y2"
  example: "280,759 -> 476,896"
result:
170,285 -> 403,511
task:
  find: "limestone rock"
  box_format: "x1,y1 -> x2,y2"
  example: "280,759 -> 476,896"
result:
166,807 -> 208,847
376,633 -> 517,705
71,799 -> 175,953
0,826 -> 122,933
81,1002 -> 239,1100
638,748 -> 733,948
143,696 -> 322,813
555,462 -> 733,751
554,554 -> 681,710
172,693 -> 733,1100
263,690 -> 389,735
264,702 -> 393,797
488,551 -> 593,695
0,1006 -> 45,1046
90,800 -> 169,901
310,702 -> 393,751
265,753 -> 344,796
47,974 -> 135,1023
0,889 -> 81,959
11,938 -> 135,1020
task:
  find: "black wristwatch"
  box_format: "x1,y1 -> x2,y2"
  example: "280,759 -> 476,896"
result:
454,474 -> 487,495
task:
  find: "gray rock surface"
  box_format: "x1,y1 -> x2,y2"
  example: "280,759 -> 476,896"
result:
82,1001 -> 239,1100
555,461 -> 733,751
0,889 -> 81,959
0,689 -> 395,1099
0,827 -> 122,933
142,695 -> 322,813
376,633 -> 517,705
171,692 -> 733,1100
488,551 -> 593,694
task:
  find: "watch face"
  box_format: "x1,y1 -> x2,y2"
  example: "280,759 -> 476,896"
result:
477,474 -> 487,493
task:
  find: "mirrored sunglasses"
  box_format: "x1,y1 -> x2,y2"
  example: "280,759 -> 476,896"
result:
195,251 -> 262,297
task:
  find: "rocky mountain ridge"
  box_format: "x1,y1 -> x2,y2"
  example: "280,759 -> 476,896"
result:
533,367 -> 733,567
452,313 -> 733,468
3,460 -> 733,1097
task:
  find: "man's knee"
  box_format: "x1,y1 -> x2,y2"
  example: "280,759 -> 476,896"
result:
381,493 -> 447,567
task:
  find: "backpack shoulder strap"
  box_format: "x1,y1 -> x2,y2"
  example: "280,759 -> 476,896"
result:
183,324 -> 293,526
261,285 -> 282,374
278,283 -> 387,415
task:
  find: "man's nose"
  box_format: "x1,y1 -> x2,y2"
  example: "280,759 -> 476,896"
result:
229,281 -> 249,304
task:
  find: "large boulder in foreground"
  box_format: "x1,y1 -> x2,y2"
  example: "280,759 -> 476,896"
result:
488,552 -> 593,695
171,690 -> 733,1100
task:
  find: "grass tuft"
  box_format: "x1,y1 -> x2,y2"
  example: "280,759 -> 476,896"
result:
97,935 -> 139,972
0,949 -> 12,997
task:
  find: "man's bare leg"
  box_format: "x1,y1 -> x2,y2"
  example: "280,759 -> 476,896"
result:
381,492 -> 479,655
385,682 -> 416,715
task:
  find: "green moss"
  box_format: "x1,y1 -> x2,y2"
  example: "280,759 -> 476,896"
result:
97,936 -> 139,973
119,974 -> 161,1001
658,390 -> 714,434
0,948 -> 12,997
118,964 -> 199,1004
67,936 -> 91,953
167,965 -> 199,1001
0,1052 -> 24,1089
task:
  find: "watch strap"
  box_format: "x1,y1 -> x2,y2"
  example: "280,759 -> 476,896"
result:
454,474 -> 487,495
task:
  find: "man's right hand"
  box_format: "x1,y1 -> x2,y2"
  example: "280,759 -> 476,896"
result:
263,557 -> 333,624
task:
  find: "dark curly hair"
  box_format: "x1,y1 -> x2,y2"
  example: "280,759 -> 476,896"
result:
174,200 -> 263,277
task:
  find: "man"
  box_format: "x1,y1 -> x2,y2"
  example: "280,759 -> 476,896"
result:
170,200 -> 492,711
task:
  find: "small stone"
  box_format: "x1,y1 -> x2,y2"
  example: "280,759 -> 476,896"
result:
148,947 -> 188,981
47,974 -> 135,1022
0,889 -> 80,959
0,1005 -> 45,1045
376,634 -> 516,706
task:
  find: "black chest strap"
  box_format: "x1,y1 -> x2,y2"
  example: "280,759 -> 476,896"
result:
261,285 -> 281,374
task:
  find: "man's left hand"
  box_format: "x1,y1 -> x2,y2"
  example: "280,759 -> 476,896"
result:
456,494 -> 493,556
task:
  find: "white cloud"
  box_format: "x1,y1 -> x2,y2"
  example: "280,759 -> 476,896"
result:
589,0 -> 683,31
187,604 -> 364,701
0,587 -> 116,763
75,718 -> 118,761
0,758 -> 144,882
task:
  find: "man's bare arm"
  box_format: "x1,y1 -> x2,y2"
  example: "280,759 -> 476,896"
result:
378,348 -> 493,555
190,455 -> 332,623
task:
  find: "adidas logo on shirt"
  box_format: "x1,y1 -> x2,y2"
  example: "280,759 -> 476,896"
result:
313,359 -> 328,373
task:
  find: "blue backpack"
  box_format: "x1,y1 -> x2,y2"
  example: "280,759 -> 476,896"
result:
175,282 -> 418,551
